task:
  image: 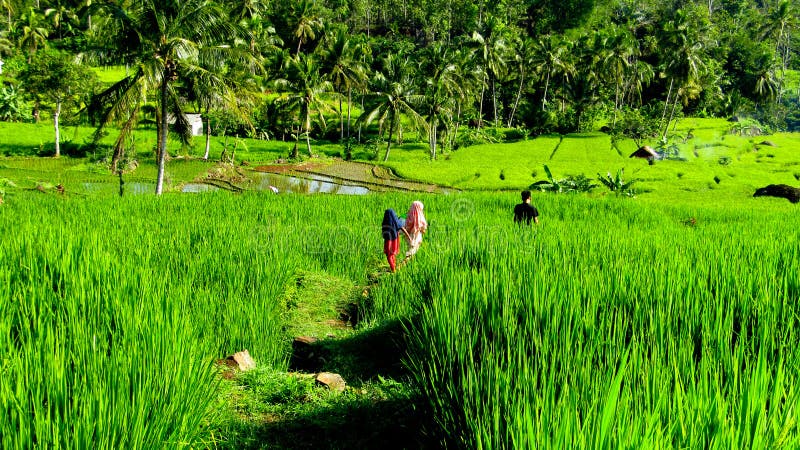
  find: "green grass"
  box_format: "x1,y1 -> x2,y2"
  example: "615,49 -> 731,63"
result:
92,66 -> 128,84
2,118 -> 798,202
3,117 -> 800,447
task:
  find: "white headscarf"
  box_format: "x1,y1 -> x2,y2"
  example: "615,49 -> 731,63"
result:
405,201 -> 427,234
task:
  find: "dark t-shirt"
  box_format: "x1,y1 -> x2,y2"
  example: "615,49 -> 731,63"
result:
513,203 -> 539,225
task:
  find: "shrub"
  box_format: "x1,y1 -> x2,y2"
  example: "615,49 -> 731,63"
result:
532,165 -> 597,193
597,169 -> 637,197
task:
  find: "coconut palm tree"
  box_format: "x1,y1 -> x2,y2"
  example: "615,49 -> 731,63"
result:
293,0 -> 323,56
361,53 -> 428,162
44,0 -> 77,39
471,16 -> 509,127
87,0 -> 247,194
274,53 -> 333,157
18,7 -> 49,62
658,9 -> 708,138
1,0 -> 13,28
183,54 -> 257,161
418,41 -> 460,159
598,25 -> 639,127
320,27 -> 366,142
507,36 -> 535,127
531,34 -> 573,113
759,0 -> 798,103
751,51 -> 780,104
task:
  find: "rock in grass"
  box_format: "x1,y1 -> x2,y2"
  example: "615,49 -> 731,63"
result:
220,349 -> 256,371
294,336 -> 318,346
759,140 -> 778,147
315,372 -> 346,393
753,184 -> 800,203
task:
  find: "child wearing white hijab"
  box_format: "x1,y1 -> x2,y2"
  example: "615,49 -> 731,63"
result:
402,201 -> 428,258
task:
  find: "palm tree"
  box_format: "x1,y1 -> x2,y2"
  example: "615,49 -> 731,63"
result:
293,0 -> 323,56
1,0 -> 13,27
759,0 -> 797,103
419,42 -> 460,159
598,25 -> 638,127
184,55 -> 257,161
751,51 -> 780,104
274,53 -> 333,157
18,7 -> 49,62
439,40 -> 482,150
507,36 -> 535,127
320,27 -> 366,143
471,16 -> 509,127
45,0 -> 77,39
87,0 -> 246,194
531,34 -> 573,113
361,53 -> 428,162
562,33 -> 601,132
659,9 -> 707,138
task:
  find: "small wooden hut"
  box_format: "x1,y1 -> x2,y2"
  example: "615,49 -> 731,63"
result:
629,145 -> 659,160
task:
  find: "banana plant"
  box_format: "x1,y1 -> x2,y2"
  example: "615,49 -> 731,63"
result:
597,169 -> 636,196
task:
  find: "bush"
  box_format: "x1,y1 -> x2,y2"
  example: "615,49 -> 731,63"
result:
531,165 -> 597,193
597,169 -> 637,197
501,127 -> 528,142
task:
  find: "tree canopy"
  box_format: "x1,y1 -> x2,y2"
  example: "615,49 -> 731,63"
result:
0,0 -> 797,178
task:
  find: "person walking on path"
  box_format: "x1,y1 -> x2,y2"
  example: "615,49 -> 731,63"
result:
382,208 -> 405,272
513,190 -> 539,225
402,201 -> 428,259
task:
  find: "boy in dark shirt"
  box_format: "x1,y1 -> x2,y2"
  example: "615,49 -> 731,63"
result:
513,190 -> 539,225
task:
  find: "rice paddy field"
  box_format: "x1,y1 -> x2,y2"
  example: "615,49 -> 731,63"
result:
1,187 -> 799,448
2,116 -> 800,448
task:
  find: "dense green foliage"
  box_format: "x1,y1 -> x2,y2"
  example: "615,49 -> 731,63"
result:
0,0 -> 798,169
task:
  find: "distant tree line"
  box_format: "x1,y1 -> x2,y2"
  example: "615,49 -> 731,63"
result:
0,0 -> 798,167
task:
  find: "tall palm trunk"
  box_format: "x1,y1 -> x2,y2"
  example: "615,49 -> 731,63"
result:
53,99 -> 61,157
612,67 -> 621,128
429,114 -> 438,160
508,70 -> 524,127
777,25 -> 789,104
450,101 -> 462,150
660,79 -> 674,137
358,93 -> 364,143
478,73 -> 486,128
304,105 -> 312,156
383,113 -> 396,161
664,89 -> 680,139
347,87 -> 352,140
542,71 -> 550,110
156,77 -> 169,195
491,75 -> 498,126
203,105 -> 211,160
339,95 -> 344,141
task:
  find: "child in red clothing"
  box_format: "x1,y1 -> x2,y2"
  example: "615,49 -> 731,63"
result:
381,208 -> 406,272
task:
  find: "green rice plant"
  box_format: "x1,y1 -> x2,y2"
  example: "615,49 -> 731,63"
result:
367,193 -> 800,449
0,191 -> 413,448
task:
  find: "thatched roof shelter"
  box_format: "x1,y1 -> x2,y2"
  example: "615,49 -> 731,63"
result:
630,145 -> 659,160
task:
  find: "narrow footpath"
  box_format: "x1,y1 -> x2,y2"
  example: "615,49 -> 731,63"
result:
216,267 -> 439,449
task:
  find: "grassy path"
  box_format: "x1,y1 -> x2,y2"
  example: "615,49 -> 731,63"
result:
215,267 -> 438,449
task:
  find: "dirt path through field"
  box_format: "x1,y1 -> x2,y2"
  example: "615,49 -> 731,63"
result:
219,262 -> 438,449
